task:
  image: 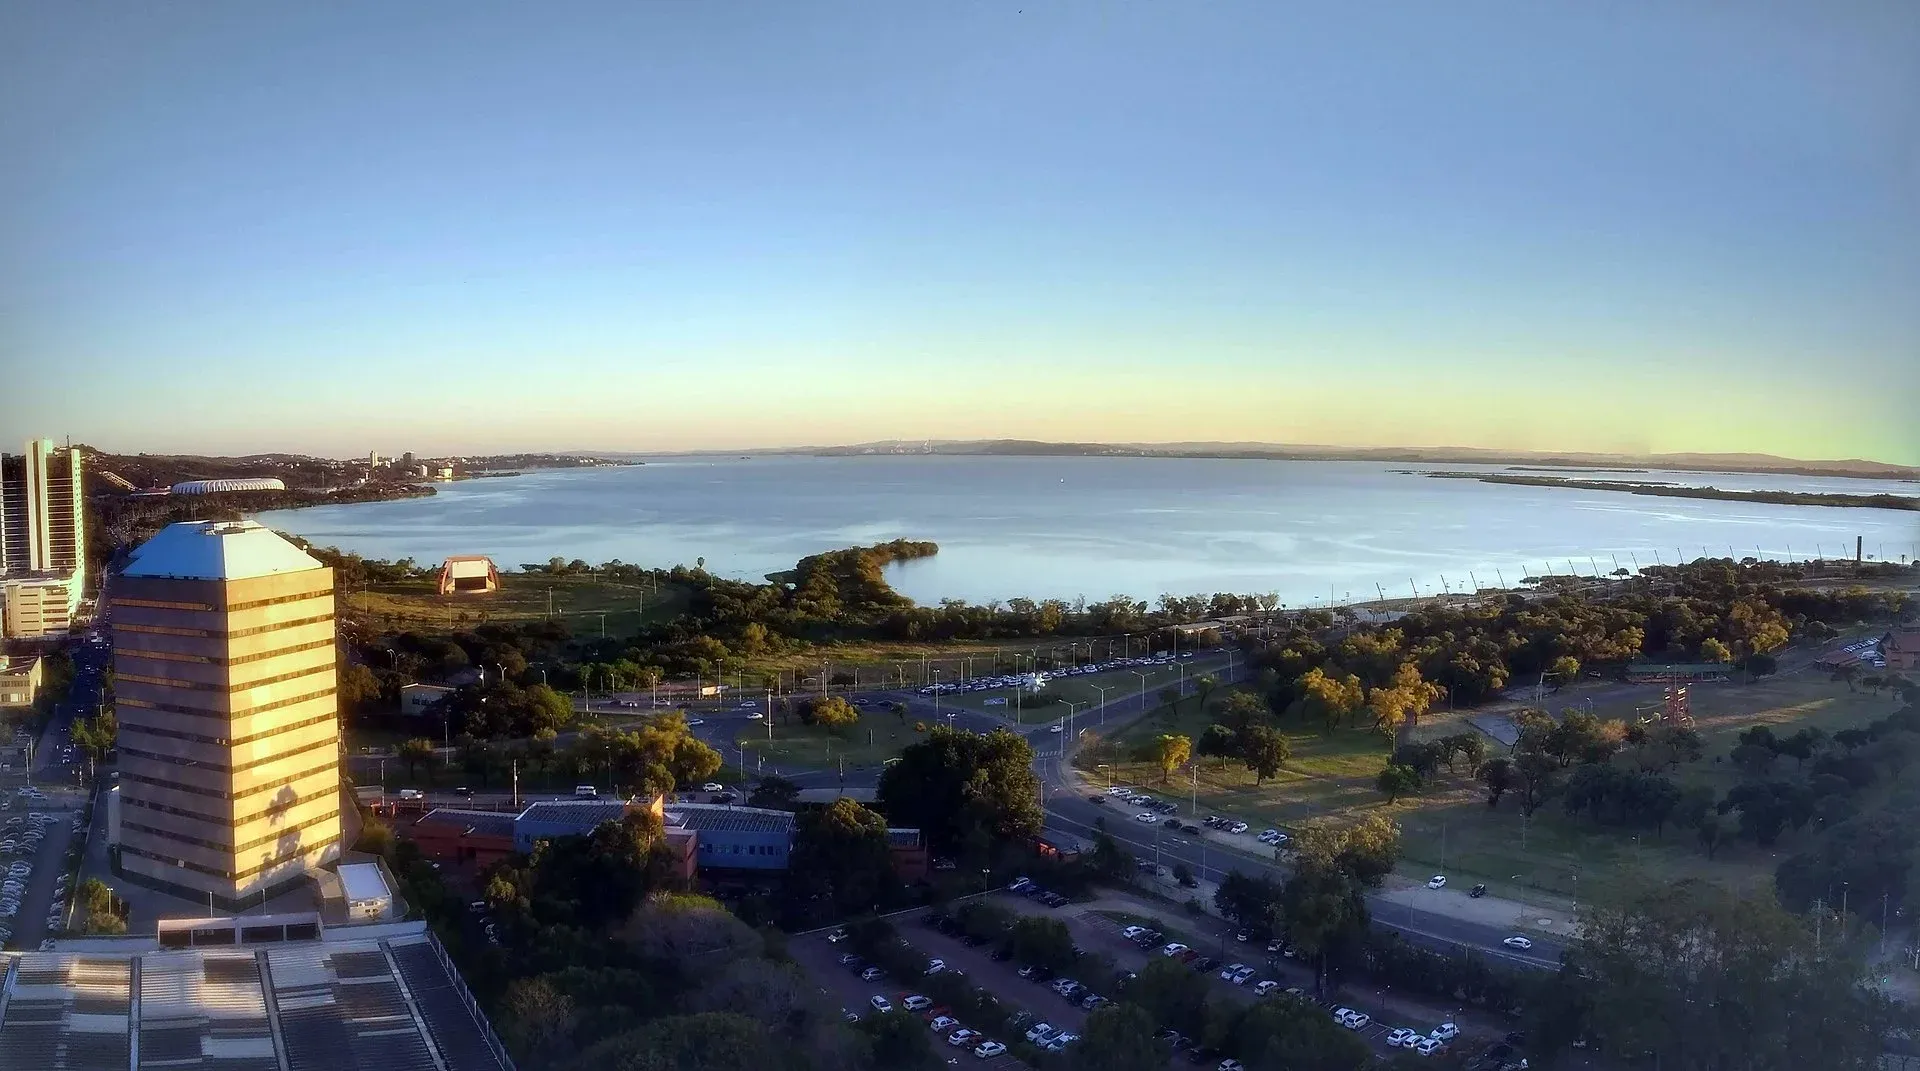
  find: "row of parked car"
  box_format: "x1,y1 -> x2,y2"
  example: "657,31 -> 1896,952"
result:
1004,876 -> 1070,907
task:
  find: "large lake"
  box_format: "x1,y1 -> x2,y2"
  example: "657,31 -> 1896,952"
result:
257,457 -> 1919,607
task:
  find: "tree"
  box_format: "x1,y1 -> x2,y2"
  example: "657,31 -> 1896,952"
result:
1293,813 -> 1400,888
1376,763 -> 1421,803
1192,675 -> 1218,715
1223,994 -> 1371,1071
1365,662 -> 1443,736
578,1012 -> 774,1071
1477,757 -> 1514,808
804,695 -> 860,731
1218,690 -> 1269,737
71,708 -> 118,767
338,661 -> 383,715
1298,667 -> 1365,734
787,798 -> 895,919
501,977 -> 577,1065
876,726 -> 1043,854
1125,956 -> 1210,1039
1070,1003 -> 1163,1071
1547,654 -> 1581,684
397,737 -> 436,778
1213,871 -> 1285,937
1547,879 -> 1894,1070
747,775 -> 802,810
1196,724 -> 1240,767
1241,725 -> 1290,784
1004,916 -> 1078,973
1157,686 -> 1181,715
863,1010 -> 939,1070
1148,733 -> 1192,784
1700,637 -> 1733,663
1513,749 -> 1559,817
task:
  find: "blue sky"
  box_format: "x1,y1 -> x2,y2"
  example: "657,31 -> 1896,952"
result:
3,2 -> 1916,462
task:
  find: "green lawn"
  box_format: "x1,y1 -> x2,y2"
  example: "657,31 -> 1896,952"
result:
1075,674 -> 1905,909
736,707 -> 930,769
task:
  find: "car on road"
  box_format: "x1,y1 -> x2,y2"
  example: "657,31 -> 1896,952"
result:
1133,813 -> 1156,823
930,1016 -> 960,1033
973,1040 -> 1006,1059
1469,883 -> 1487,898
903,995 -> 932,1011
1427,875 -> 1447,889
826,929 -> 848,943
1503,936 -> 1534,950
747,712 -> 764,720
701,782 -> 724,792
1160,942 -> 1189,957
947,1029 -> 982,1047
869,995 -> 892,1013
1227,821 -> 1248,834
1048,724 -> 1063,733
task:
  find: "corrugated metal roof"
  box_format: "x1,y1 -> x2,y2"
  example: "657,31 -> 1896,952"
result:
664,804 -> 795,834
416,809 -> 516,838
122,521 -> 323,581
515,800 -> 631,828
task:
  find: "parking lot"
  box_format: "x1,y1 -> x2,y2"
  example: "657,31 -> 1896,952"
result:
0,779 -> 84,950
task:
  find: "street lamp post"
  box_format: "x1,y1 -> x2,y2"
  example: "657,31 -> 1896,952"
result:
1092,685 -> 1109,725
1097,763 -> 1112,789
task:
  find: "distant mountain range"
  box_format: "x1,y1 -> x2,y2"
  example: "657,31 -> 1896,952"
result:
598,440 -> 1919,481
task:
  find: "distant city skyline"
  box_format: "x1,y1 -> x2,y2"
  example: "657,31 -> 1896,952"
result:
4,3 -> 1916,464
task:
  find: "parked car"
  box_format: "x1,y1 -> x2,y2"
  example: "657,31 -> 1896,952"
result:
1160,943 -> 1190,957
860,967 -> 884,981
903,995 -> 932,1011
869,995 -> 893,1013
1430,1022 -> 1460,1042
973,1041 -> 1006,1059
1427,875 -> 1447,889
1231,966 -> 1255,985
930,1016 -> 960,1033
1025,1023 -> 1055,1042
1415,1038 -> 1446,1056
924,959 -> 946,974
1386,1028 -> 1421,1047
947,1029 -> 982,1047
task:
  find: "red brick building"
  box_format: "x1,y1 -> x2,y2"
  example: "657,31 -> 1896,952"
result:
1886,626 -> 1920,673
408,808 -> 517,870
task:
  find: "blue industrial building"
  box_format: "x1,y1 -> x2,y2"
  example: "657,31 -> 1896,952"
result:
512,800 -> 638,854
665,804 -> 795,871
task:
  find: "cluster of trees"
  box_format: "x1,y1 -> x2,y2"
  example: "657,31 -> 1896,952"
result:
1244,560 -> 1908,720
875,725 -> 1043,857
432,679 -> 577,740
1210,814 -> 1401,989
795,695 -> 860,731
391,711 -> 722,796
71,707 -> 118,769
1528,879 -> 1896,1069
76,877 -> 128,935
355,798 -> 910,1071
1192,692 -> 1292,784
1374,732 -> 1486,802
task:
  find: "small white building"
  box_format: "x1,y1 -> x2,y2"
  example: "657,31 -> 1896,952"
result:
400,683 -> 455,716
337,862 -> 395,922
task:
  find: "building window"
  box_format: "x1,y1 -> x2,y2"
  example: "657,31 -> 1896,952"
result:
115,598 -> 215,611
225,591 -> 331,613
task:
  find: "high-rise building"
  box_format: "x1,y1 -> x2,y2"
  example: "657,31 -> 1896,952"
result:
110,520 -> 343,910
400,451 -> 415,470
0,439 -> 86,638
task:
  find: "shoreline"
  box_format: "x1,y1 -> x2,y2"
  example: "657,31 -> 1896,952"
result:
1414,471 -> 1920,511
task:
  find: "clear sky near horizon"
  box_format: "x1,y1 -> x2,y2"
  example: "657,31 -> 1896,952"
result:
3,3 -> 1916,463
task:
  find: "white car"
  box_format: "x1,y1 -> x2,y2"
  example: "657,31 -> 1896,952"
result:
1231,966 -> 1255,985
1429,1022 -> 1459,1042
947,1029 -> 982,1047
1426,875 -> 1447,889
1049,724 -> 1063,733
1227,821 -> 1249,834
701,782 -> 724,792
903,995 -> 932,1011
1252,980 -> 1279,996
1121,925 -> 1147,940
973,1041 -> 1006,1059
924,959 -> 946,974
1503,936 -> 1534,950
869,995 -> 893,1013
826,929 -> 849,943
930,1016 -> 960,1033
1415,1037 -> 1446,1056
1219,963 -> 1244,981
747,712 -> 764,720
1386,1027 -> 1421,1047
1344,1012 -> 1370,1030
1025,1023 -> 1055,1042
1134,813 -> 1156,823
1045,1034 -> 1079,1051
739,701 -> 756,709
1160,943 -> 1190,957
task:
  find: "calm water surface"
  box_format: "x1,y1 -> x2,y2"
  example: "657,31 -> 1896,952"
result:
258,457 -> 1920,607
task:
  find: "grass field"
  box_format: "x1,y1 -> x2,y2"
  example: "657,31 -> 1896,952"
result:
1076,673 -> 1905,908
735,707 -> 931,769
345,574 -> 688,634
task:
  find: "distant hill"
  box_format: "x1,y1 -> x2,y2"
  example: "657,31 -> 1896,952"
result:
774,440 -> 1919,481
